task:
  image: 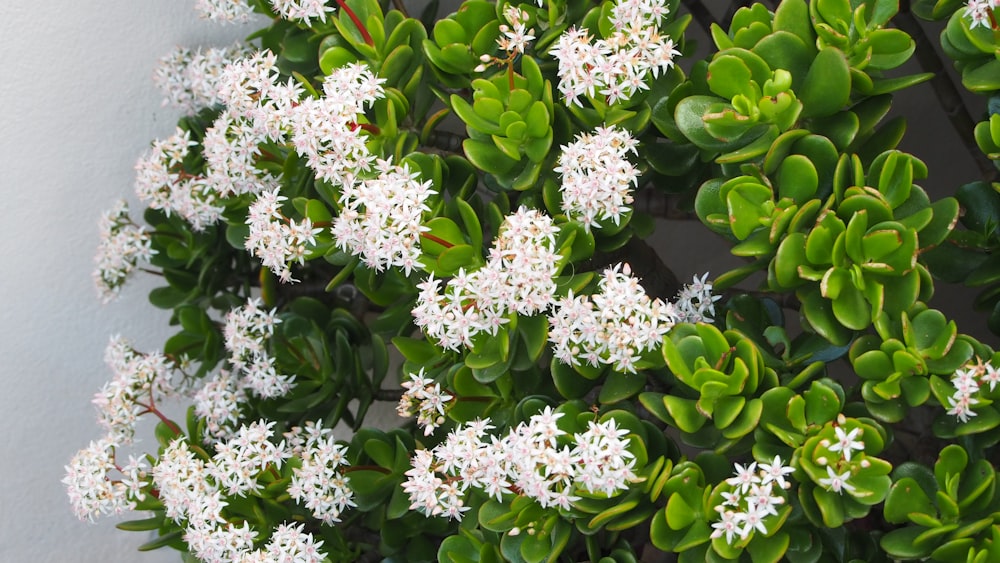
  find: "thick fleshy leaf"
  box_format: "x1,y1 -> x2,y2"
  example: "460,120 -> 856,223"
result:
800,47 -> 851,118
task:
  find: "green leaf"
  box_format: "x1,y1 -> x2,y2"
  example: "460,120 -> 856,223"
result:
664,395 -> 708,433
884,477 -> 937,524
800,47 -> 851,119
137,530 -> 183,552
707,55 -> 756,100
747,531 -> 790,563
116,515 -> 165,532
881,527 -> 932,559
599,370 -> 647,404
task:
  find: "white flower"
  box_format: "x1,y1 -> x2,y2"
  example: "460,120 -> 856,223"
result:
398,368 -> 454,435
550,0 -> 679,106
154,43 -> 250,114
93,336 -> 175,444
818,465 -> 856,495
134,127 -> 224,231
412,208 -> 559,351
287,423 -> 356,524
712,457 -> 795,544
195,0 -> 255,24
93,200 -> 155,303
270,0 -> 337,26
63,437 -> 134,521
965,0 -> 996,29
548,263 -> 678,373
827,426 -> 865,462
331,159 -> 433,275
555,126 -> 639,230
497,6 -> 535,55
710,509 -> 744,543
246,188 -> 322,283
757,455 -> 795,489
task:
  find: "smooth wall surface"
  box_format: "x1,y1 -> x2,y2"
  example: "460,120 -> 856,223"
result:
0,3 -> 252,561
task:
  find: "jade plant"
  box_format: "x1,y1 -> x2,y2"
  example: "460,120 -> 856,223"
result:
65,0 -> 1000,561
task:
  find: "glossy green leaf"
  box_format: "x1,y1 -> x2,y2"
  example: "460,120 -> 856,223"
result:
800,47 -> 851,119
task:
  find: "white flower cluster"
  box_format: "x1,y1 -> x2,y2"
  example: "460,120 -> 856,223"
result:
965,0 -> 997,29
548,263 -> 678,373
63,438 -> 149,522
94,200 -> 155,303
270,0 -> 337,26
195,369 -> 247,442
710,456 -> 794,544
549,0 -> 680,106
134,127 -> 224,231
288,63 -> 384,186
223,298 -> 294,399
947,358 -> 1000,423
402,409 -> 637,520
814,416 -> 868,496
498,5 -> 535,55
555,126 -> 639,230
204,50 -> 301,198
153,422 -> 329,563
285,421 -> 356,524
332,160 -> 435,275
397,368 -> 454,435
673,273 -> 722,323
93,336 -> 175,444
412,207 -> 560,350
154,43 -> 250,115
246,188 -> 322,283
195,0 -> 255,24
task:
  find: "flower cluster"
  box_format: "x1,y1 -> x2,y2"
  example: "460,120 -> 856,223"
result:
397,368 -> 454,435
195,0 -> 255,24
946,358 -> 1000,422
93,336 -> 175,443
154,43 -> 250,115
93,200 -> 155,303
497,5 -> 535,55
285,421 -> 356,524
549,0 -> 680,106
673,273 -> 722,323
194,369 -> 247,442
223,297 -> 293,398
402,409 -> 637,520
814,416 -> 868,495
710,456 -> 794,544
288,63 -> 384,186
153,422 -> 329,563
203,50 -> 301,198
555,126 -> 639,230
412,207 -> 560,350
331,159 -> 434,274
965,0 -> 998,29
63,438 -> 148,522
548,263 -> 679,373
270,0 -> 337,26
134,127 -> 224,231
246,188 -> 322,283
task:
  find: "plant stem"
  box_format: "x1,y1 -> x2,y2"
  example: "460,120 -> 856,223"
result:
337,0 -> 375,46
421,232 -> 454,249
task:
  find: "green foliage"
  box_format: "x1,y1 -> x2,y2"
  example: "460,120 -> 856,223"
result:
76,0 -> 1000,562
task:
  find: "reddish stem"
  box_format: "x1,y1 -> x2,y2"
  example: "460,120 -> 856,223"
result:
349,122 -> 381,135
421,232 -> 454,249
136,401 -> 183,436
336,0 -> 374,46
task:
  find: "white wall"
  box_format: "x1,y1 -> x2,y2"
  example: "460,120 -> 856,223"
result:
0,3 -> 252,561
